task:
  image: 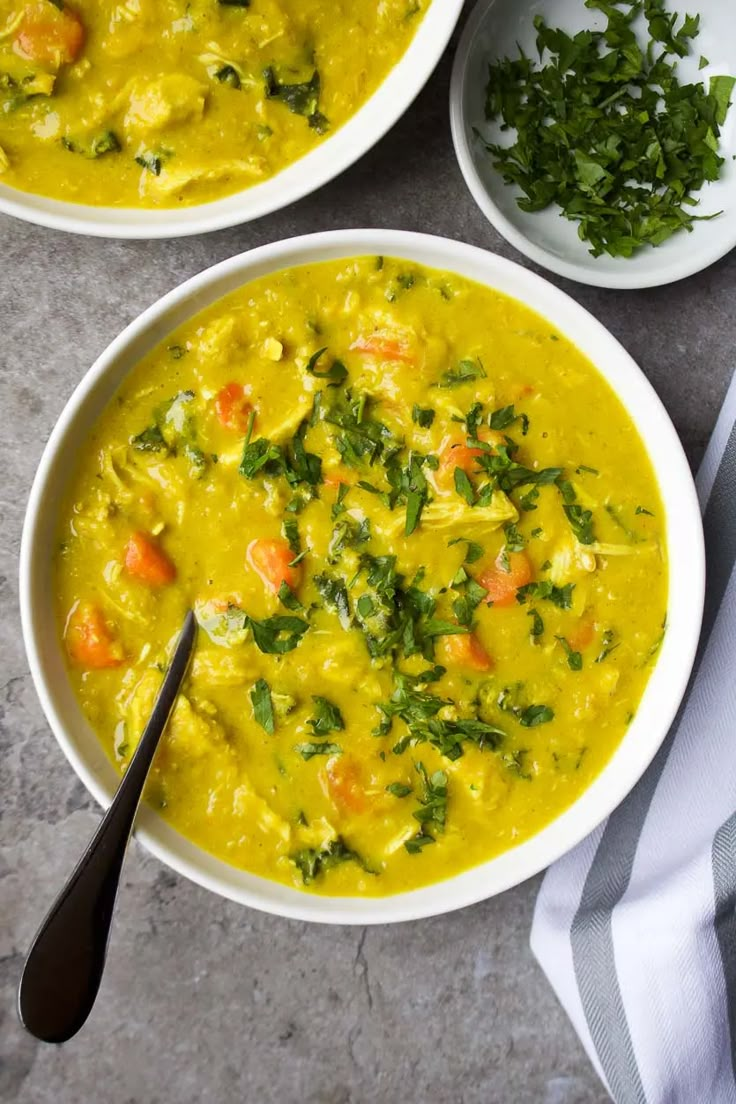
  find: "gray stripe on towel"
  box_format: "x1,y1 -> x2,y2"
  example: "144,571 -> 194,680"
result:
570,417 -> 736,1104
714,809 -> 736,1080
709,418 -> 736,1077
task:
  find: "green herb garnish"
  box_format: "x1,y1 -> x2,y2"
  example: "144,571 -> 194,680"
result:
516,580 -> 575,610
263,67 -> 328,133
246,614 -> 309,654
528,609 -> 544,638
294,741 -> 342,761
239,420 -> 322,488
556,636 -> 583,671
305,347 -> 348,386
413,762 -> 448,832
519,704 -> 555,727
404,832 -> 436,854
481,0 -> 735,257
215,64 -> 241,88
386,782 -> 412,798
291,837 -> 366,883
596,628 -> 619,662
448,537 -> 484,564
438,358 -> 486,388
412,404 -> 436,428
307,696 -> 345,736
314,573 -> 351,629
250,678 -> 275,734
135,150 -> 163,176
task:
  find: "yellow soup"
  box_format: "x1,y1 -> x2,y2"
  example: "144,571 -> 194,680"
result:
55,257 -> 667,896
0,0 -> 427,206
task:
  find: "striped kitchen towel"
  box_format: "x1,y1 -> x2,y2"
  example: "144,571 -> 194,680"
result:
531,370 -> 736,1104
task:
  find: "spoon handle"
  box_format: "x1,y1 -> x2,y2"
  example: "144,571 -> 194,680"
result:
18,610 -> 197,1044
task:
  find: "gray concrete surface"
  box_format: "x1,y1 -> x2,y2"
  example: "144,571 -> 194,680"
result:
1,11 -> 734,1103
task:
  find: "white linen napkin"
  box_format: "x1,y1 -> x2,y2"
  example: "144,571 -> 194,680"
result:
531,371 -> 736,1104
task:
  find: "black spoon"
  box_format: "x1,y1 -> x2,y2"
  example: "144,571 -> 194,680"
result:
17,609 -> 197,1044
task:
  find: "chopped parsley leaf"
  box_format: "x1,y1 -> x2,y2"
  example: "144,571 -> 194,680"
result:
307,696 -> 345,736
314,573 -> 351,630
263,67 -> 328,133
517,580 -> 575,610
556,636 -> 583,671
448,537 -> 484,564
294,741 -> 342,761
413,762 -> 448,830
305,347 -> 348,386
412,404 -> 436,428
290,838 -> 366,883
527,609 -> 544,638
386,782 -> 412,798
246,613 -> 309,654
250,678 -> 275,734
519,704 -> 554,727
438,358 -> 486,388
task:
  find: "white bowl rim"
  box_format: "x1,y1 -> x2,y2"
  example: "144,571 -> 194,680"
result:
20,228 -> 705,924
0,0 -> 464,239
449,0 -> 736,290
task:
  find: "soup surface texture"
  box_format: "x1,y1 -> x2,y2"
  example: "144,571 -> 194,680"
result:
55,257 -> 667,896
0,0 -> 426,207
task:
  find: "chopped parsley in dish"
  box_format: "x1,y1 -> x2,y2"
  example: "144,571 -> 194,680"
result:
55,256 -> 667,895
479,0 -> 735,258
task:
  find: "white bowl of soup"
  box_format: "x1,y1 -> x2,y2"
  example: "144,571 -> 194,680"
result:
20,230 -> 704,923
0,0 -> 463,238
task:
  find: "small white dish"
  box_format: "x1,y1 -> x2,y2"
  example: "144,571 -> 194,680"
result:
0,1 -> 463,239
450,0 -> 736,288
20,229 -> 704,924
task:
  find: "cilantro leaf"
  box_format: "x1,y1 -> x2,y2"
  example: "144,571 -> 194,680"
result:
314,573 -> 351,630
404,833 -> 436,854
413,762 -> 448,832
263,67 -> 328,133
556,636 -> 583,671
386,782 -> 412,798
438,358 -> 486,388
307,696 -> 345,736
412,405 -> 436,428
290,837 -> 366,883
519,704 -> 554,727
294,741 -> 342,761
246,614 -> 309,654
305,347 -> 348,386
516,581 -> 575,609
448,537 -> 485,564
250,678 -> 275,734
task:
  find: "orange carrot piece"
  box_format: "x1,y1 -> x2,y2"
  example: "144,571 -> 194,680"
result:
440,631 -> 494,672
324,757 -> 370,814
323,467 -> 356,489
214,382 -> 254,434
478,550 -> 533,608
124,532 -> 176,587
246,538 -> 301,594
350,333 -> 415,363
14,2 -> 85,65
437,431 -> 505,485
439,440 -> 488,479
568,615 -> 596,651
66,602 -> 123,669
